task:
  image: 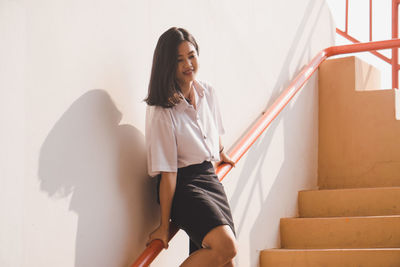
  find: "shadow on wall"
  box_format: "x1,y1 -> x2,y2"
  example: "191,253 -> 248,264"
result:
38,90 -> 158,267
226,0 -> 333,266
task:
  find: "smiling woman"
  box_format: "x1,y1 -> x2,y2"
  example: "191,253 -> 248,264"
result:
144,28 -> 199,108
144,27 -> 237,267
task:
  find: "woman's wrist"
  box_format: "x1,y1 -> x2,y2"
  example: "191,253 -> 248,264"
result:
160,221 -> 170,231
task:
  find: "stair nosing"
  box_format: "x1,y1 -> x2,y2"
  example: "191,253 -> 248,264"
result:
263,248 -> 400,252
299,186 -> 400,193
281,214 -> 400,220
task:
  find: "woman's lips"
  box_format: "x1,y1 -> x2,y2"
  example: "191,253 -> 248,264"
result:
183,69 -> 194,75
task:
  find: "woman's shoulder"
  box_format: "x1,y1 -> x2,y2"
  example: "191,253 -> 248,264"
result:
195,80 -> 216,96
146,104 -> 173,124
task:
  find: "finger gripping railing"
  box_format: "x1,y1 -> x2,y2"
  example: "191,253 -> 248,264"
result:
131,38 -> 400,267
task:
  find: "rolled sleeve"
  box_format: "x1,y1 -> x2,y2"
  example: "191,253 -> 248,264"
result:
146,106 -> 178,177
209,84 -> 225,135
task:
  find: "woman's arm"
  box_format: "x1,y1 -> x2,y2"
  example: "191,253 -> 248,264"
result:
159,171 -> 177,231
147,171 -> 177,249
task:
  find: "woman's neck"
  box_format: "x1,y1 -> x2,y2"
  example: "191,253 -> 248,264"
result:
179,81 -> 194,98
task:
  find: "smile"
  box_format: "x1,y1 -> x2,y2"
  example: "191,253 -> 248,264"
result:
183,69 -> 194,75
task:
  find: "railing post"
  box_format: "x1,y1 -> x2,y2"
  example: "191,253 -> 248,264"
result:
370,0 -> 373,42
392,0 -> 399,89
345,0 -> 349,33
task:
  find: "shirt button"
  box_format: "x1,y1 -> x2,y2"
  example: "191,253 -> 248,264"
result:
203,135 -> 207,139
211,155 -> 215,159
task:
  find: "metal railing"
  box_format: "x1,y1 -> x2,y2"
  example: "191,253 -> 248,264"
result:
336,0 -> 400,89
130,38 -> 400,267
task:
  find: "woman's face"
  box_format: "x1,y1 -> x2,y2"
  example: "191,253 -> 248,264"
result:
175,41 -> 198,86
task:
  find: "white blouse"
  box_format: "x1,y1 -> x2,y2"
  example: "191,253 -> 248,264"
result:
145,80 -> 225,177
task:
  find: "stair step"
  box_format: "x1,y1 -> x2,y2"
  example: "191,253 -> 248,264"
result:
319,176 -> 400,189
280,215 -> 400,249
260,248 -> 400,267
298,187 -> 400,217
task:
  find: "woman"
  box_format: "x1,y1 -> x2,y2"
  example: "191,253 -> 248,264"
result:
144,27 -> 237,267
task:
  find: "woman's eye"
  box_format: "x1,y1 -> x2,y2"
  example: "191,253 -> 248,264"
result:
177,59 -> 183,62
189,55 -> 195,59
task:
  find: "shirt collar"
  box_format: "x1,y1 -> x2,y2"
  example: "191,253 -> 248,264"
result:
175,80 -> 205,112
193,80 -> 205,97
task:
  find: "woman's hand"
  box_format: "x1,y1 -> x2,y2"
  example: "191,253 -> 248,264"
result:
218,151 -> 236,167
146,224 -> 170,249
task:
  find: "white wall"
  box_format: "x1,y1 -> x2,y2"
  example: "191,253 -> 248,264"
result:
0,0 -> 334,266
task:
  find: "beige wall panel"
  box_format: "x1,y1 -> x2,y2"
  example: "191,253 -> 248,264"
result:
319,56 -> 400,189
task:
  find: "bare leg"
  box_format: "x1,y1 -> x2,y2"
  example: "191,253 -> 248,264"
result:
180,225 -> 237,267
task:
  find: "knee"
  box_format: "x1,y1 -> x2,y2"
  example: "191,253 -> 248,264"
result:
225,238 -> 238,259
202,225 -> 238,264
216,237 -> 237,263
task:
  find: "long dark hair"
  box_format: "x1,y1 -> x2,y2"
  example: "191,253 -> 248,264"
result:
144,27 -> 199,108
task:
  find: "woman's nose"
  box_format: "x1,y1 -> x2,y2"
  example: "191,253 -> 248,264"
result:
184,59 -> 192,68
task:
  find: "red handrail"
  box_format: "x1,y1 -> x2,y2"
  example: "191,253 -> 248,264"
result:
130,38 -> 400,267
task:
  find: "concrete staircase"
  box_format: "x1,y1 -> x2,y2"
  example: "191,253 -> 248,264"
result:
260,57 -> 400,266
260,187 -> 400,266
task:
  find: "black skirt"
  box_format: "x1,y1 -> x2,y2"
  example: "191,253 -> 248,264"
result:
157,161 -> 236,254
